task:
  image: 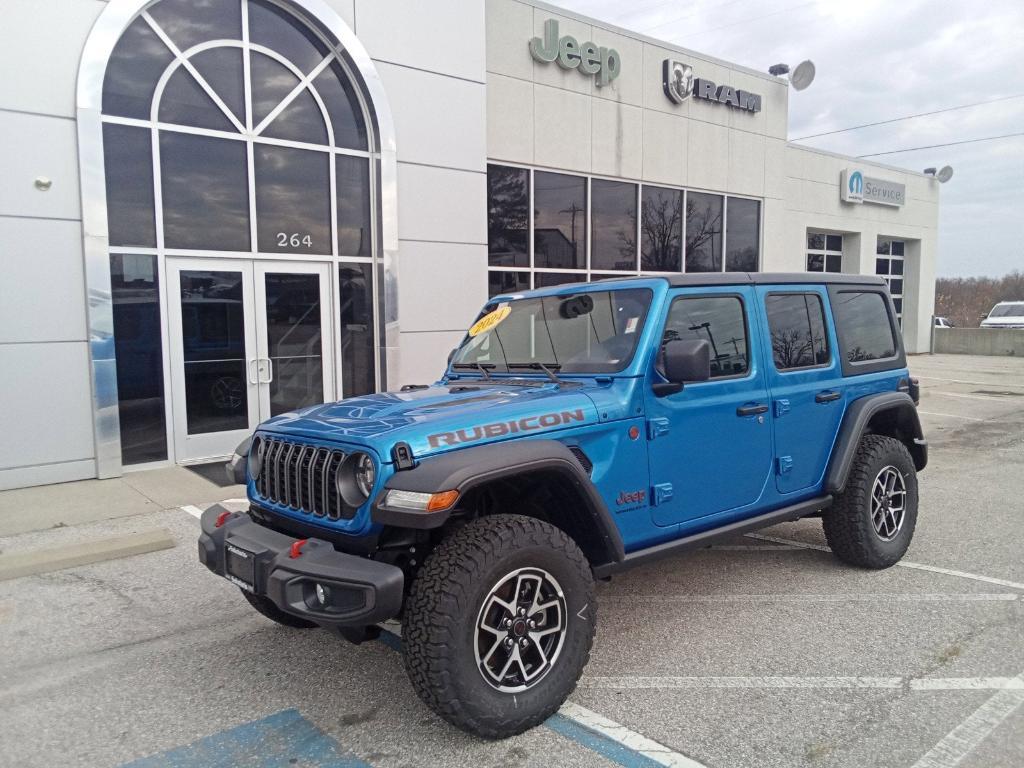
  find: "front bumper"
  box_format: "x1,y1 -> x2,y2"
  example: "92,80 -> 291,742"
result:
198,504 -> 403,628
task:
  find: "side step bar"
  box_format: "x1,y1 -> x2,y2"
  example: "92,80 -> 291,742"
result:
593,495 -> 832,579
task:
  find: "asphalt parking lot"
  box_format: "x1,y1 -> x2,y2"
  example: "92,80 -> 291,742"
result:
1,353 -> 1021,768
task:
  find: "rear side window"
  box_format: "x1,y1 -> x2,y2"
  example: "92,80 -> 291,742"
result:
664,295 -> 748,378
831,291 -> 898,363
765,293 -> 830,370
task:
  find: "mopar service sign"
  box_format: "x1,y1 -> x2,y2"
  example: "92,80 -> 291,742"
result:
529,19 -> 621,87
841,168 -> 906,206
663,59 -> 761,112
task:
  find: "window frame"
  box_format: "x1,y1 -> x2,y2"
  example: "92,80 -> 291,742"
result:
826,285 -> 906,377
764,291 -> 833,373
657,291 -> 753,383
806,230 -> 843,274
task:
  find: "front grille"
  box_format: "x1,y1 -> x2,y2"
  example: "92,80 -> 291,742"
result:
253,437 -> 352,520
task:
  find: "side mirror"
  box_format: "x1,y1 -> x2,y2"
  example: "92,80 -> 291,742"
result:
654,339 -> 711,396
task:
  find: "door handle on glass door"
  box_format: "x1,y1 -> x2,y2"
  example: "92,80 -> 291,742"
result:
262,357 -> 274,384
248,358 -> 259,385
815,390 -> 841,403
736,403 -> 769,417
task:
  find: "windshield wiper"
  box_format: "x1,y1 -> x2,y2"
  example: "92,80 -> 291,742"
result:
451,362 -> 495,380
506,362 -> 563,383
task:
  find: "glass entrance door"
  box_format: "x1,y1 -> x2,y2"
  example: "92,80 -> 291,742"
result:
166,258 -> 334,462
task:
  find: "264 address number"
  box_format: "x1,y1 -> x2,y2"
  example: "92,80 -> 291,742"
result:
277,232 -> 313,249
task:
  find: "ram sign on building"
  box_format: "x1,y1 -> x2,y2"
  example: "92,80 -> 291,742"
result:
0,0 -> 940,489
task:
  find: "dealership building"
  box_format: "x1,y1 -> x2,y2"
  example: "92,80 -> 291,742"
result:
0,0 -> 940,489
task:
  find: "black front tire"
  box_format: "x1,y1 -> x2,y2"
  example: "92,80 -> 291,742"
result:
403,514 -> 596,739
823,434 -> 919,569
241,589 -> 317,629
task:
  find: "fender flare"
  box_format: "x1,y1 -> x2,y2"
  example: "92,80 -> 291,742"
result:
373,439 -> 625,564
825,392 -> 927,494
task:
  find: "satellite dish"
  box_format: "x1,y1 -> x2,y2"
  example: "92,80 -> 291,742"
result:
790,60 -> 816,91
936,165 -> 954,183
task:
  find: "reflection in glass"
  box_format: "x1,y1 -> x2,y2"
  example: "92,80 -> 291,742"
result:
314,61 -> 369,150
725,198 -> 760,272
111,254 -> 167,463
261,86 -> 329,145
147,0 -> 242,53
876,258 -> 889,274
826,254 -> 842,272
826,234 -> 843,252
685,192 -> 723,272
591,180 -> 637,271
264,273 -> 324,416
664,296 -> 747,378
339,263 -> 376,398
877,238 -> 891,255
807,233 -> 825,250
179,270 -> 248,434
255,145 -> 331,254
337,155 -> 371,256
249,0 -> 330,75
190,47 -> 245,126
250,52 -> 304,131
534,172 -> 586,270
807,253 -> 824,272
103,17 -> 175,119
891,259 -> 904,275
103,124 -> 156,247
160,132 -> 250,251
766,294 -> 829,370
159,66 -> 236,132
535,272 -> 583,288
489,271 -> 530,297
487,165 -> 529,268
832,291 -> 897,362
891,240 -> 904,257
641,186 -> 682,272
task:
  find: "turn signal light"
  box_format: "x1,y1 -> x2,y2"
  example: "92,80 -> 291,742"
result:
426,490 -> 460,512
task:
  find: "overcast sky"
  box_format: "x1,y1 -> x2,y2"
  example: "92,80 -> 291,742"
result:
556,0 -> 1024,278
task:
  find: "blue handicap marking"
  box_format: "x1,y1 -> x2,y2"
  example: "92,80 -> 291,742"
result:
121,708 -> 370,768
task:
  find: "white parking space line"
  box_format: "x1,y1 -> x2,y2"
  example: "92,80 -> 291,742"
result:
181,505 -> 204,520
706,544 -> 804,551
600,594 -> 1019,603
909,675 -> 1024,768
745,533 -> 1024,591
917,410 -> 986,421
582,677 -> 1024,692
916,375 -> 1024,389
930,391 -> 1019,403
557,701 -> 709,768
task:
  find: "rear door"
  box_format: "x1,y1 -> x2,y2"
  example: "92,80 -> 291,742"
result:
644,286 -> 774,527
756,285 -> 846,494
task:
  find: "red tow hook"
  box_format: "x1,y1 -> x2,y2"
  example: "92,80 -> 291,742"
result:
289,538 -> 309,559
214,510 -> 232,528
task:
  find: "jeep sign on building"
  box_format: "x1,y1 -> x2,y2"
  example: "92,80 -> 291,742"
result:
0,0 -> 940,490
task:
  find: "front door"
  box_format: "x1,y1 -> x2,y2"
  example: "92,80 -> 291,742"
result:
644,287 -> 775,527
166,258 -> 334,462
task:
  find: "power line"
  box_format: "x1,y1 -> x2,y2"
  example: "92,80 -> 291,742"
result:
792,94 -> 1024,140
639,0 -> 754,34
856,132 -> 1024,158
674,0 -> 818,39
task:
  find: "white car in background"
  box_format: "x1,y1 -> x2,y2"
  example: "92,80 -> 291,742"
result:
980,301 -> 1024,329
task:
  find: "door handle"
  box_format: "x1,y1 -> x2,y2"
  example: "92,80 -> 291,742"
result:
262,357 -> 274,384
247,358 -> 259,385
736,403 -> 769,417
815,390 -> 842,403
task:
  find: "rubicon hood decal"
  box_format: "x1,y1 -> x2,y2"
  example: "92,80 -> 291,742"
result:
427,409 -> 586,448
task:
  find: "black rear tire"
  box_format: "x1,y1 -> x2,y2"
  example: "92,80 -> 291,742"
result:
241,589 -> 317,629
823,434 -> 918,569
403,514 -> 595,739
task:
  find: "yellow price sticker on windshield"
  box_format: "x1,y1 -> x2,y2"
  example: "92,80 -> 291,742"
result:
468,306 -> 511,337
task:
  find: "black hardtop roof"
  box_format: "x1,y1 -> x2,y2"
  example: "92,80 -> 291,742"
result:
594,272 -> 887,288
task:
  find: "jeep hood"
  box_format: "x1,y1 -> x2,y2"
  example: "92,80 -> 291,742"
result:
259,382 -> 601,460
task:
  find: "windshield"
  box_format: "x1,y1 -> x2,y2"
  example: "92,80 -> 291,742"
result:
990,303 -> 1024,318
453,289 -> 653,374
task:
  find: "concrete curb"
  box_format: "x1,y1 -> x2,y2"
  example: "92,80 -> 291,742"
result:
0,528 -> 176,581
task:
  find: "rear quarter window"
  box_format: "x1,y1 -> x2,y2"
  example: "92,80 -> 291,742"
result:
828,288 -> 905,376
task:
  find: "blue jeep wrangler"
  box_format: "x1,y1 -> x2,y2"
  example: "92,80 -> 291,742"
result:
198,272 -> 926,738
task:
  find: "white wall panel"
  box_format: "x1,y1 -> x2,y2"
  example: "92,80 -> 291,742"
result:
355,0 -> 485,83
486,0 -> 534,80
320,0 -> 355,30
533,84 -> 591,172
727,130 -> 765,198
641,109 -> 687,186
487,74 -> 534,164
0,111 -> 81,220
686,120 -> 729,192
377,62 -> 486,172
0,0 -> 105,118
0,218 -> 87,344
397,330 -> 466,387
0,342 -> 94,471
591,100 -> 642,180
396,163 -> 487,244
591,28 -> 643,108
397,241 -> 486,332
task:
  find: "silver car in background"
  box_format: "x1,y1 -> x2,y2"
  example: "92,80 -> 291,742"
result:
980,301 -> 1024,329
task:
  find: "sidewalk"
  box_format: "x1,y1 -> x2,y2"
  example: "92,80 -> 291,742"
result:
0,463 -> 243,538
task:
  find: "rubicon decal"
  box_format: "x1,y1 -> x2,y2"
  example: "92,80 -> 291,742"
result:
427,409 -> 586,448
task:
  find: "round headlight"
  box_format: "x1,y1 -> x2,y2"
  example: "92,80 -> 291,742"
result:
247,437 -> 263,480
354,453 -> 376,498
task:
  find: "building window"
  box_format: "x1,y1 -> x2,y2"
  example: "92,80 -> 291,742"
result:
765,293 -> 830,370
876,238 -> 905,323
338,263 -> 375,399
807,232 -> 843,273
663,295 -> 749,378
485,165 -> 761,296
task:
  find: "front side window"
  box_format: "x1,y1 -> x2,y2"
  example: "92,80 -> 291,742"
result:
663,295 -> 748,378
831,291 -> 897,363
765,293 -> 830,370
453,289 -> 652,374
